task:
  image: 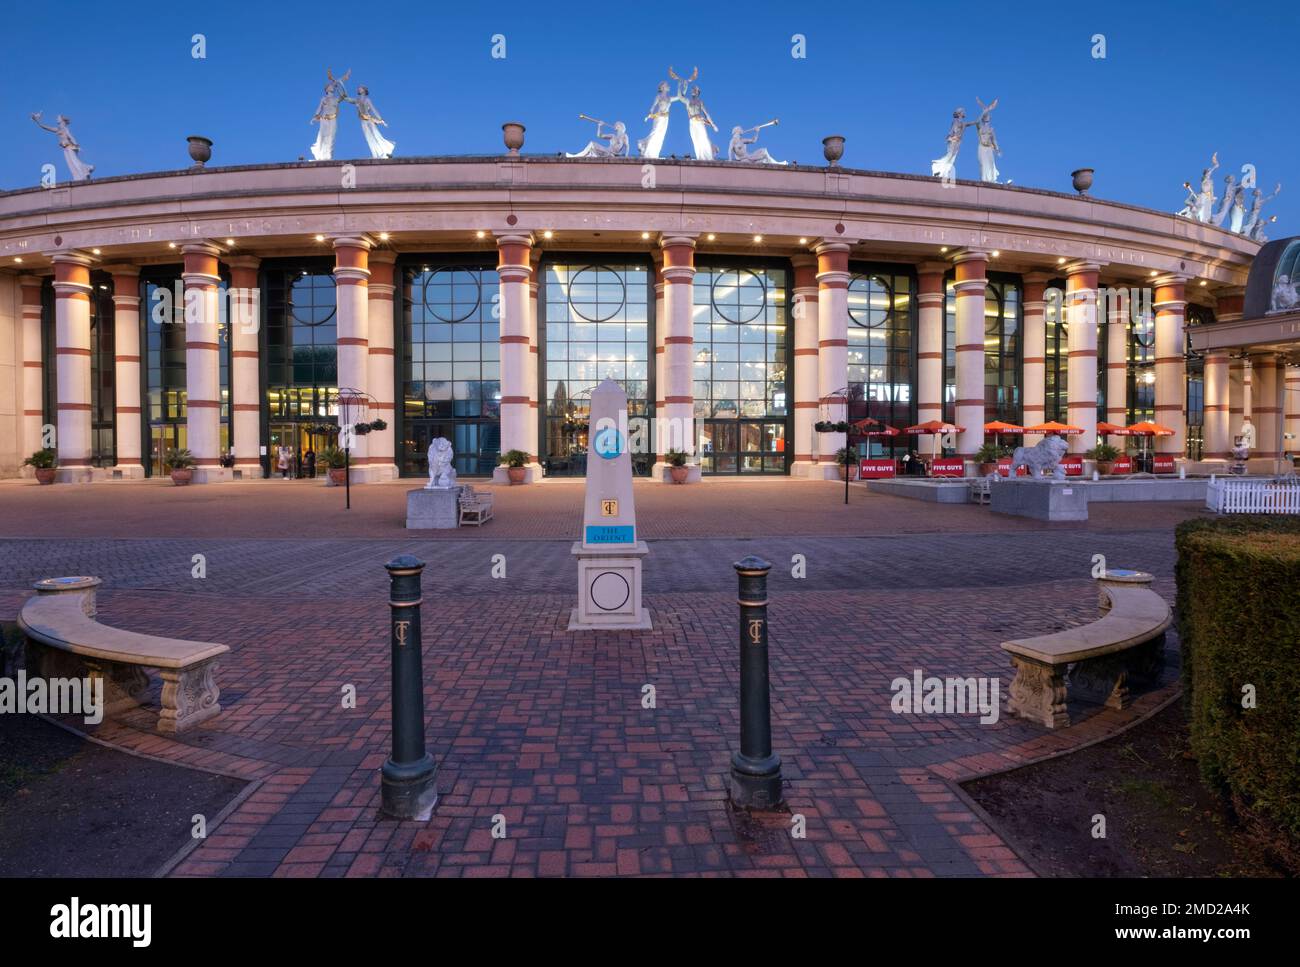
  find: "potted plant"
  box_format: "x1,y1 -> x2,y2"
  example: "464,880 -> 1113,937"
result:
1086,443 -> 1121,475
836,446 -> 857,481
24,448 -> 57,485
975,442 -> 1004,477
666,449 -> 689,484
165,447 -> 195,486
499,449 -> 529,485
320,445 -> 347,485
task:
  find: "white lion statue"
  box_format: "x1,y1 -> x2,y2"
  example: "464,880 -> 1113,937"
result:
1008,434 -> 1070,480
425,437 -> 458,490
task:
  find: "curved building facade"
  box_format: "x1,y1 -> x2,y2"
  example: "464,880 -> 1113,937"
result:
0,156 -> 1278,482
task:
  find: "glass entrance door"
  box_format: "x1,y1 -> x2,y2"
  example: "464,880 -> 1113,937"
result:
699,420 -> 787,474
149,424 -> 185,477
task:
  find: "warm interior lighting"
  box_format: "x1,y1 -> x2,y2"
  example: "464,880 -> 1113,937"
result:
91,248 -> 101,255
939,246 -> 949,253
475,230 -> 486,239
798,237 -> 808,244
706,233 -> 716,241
641,231 -> 650,240
991,250 -> 1000,257
377,232 -> 389,241
225,238 -> 235,246
1199,279 -> 1208,286
1057,257 -> 1066,264
168,242 -> 177,249
13,257 -> 22,263
543,230 -> 554,239
315,234 -> 325,242
753,235 -> 763,243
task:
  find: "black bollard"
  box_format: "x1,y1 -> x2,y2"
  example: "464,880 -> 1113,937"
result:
380,555 -> 438,820
729,555 -> 784,809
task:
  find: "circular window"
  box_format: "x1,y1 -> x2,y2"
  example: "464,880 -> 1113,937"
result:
567,266 -> 627,323
423,267 -> 483,324
289,274 -> 337,327
848,274 -> 891,329
711,268 -> 767,324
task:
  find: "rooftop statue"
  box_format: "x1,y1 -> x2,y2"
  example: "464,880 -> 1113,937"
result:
30,112 -> 94,182
930,107 -> 973,182
349,85 -> 395,159
973,97 -> 1001,183
1186,152 -> 1219,222
638,69 -> 686,159
1243,183 -> 1281,239
1271,274 -> 1299,313
679,73 -> 719,161
568,116 -> 630,158
728,121 -> 785,165
1211,173 -> 1239,227
310,68 -> 350,162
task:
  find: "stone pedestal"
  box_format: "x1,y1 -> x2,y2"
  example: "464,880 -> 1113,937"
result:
990,479 -> 1089,521
406,487 -> 461,529
569,541 -> 651,630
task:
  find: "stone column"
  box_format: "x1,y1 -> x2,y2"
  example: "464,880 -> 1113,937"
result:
1286,365 -> 1300,467
332,236 -> 371,481
224,257 -> 262,479
1064,261 -> 1101,455
652,252 -> 666,466
790,254 -> 820,476
815,240 -> 851,478
1152,274 -> 1188,457
655,234 -> 700,482
952,250 -> 988,461
916,262 -> 946,431
105,265 -> 144,478
367,251 -> 398,480
19,276 -> 45,465
1229,357 -> 1246,438
1103,282 -> 1129,447
1251,353 -> 1282,469
1202,351 -> 1231,462
493,233 -> 540,483
52,252 -> 95,482
528,247 -> 542,471
182,242 -> 224,483
1021,272 -> 1050,444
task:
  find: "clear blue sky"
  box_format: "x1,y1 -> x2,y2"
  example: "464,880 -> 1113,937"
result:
3,0 -> 1296,231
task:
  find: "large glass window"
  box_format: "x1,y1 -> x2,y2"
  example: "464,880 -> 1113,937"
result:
693,264 -> 789,474
943,276 -> 1021,425
263,265 -> 337,472
846,266 -> 913,456
89,276 -> 116,467
542,261 -> 651,476
1128,300 -> 1156,424
1044,282 -> 1067,422
1184,303 -> 1213,459
399,262 -> 501,476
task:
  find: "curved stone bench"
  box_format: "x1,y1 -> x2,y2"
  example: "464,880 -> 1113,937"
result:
1002,571 -> 1171,729
17,577 -> 228,734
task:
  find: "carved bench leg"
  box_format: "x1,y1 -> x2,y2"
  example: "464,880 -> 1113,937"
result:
1069,654 -> 1130,709
158,659 -> 222,734
83,659 -> 150,716
1007,655 -> 1069,728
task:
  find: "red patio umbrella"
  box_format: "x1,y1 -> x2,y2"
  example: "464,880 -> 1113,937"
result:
1024,420 -> 1085,436
983,420 -> 1024,454
1125,421 -> 1176,472
1097,421 -> 1133,436
905,420 -> 966,463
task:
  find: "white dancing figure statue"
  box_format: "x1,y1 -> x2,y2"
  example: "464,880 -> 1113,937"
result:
349,85 -> 395,159
1181,152 -> 1219,222
1243,184 -> 1281,239
568,117 -> 629,158
728,122 -> 785,165
638,72 -> 684,159
1212,173 -> 1239,227
310,68 -> 350,161
930,107 -> 972,181
30,112 -> 94,182
675,69 -> 718,161
973,97 -> 1001,183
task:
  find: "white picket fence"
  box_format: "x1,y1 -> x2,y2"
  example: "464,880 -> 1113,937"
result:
1205,476 -> 1300,514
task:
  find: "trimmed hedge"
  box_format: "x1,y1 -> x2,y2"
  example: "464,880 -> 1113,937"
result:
1175,516 -> 1300,863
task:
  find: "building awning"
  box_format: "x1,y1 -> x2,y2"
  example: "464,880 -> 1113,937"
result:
1186,310 -> 1300,354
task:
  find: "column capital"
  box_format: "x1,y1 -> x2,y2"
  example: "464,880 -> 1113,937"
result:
100,263 -> 140,278
812,239 -> 853,256
1063,259 -> 1103,279
950,249 -> 989,265
916,260 -> 948,277
659,234 -> 698,250
48,250 -> 97,269
368,250 -> 397,266
225,255 -> 262,271
180,241 -> 224,259
494,232 -> 535,248
331,234 -> 374,252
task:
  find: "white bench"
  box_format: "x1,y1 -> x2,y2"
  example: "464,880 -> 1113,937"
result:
458,485 -> 495,526
1001,571 -> 1171,728
18,577 -> 228,734
968,478 -> 993,504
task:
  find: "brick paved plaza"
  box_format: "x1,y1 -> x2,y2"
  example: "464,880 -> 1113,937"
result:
0,478 -> 1200,877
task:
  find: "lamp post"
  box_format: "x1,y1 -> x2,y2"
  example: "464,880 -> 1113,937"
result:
337,387 -> 374,510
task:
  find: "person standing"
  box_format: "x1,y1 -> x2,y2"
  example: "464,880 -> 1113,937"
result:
304,448 -> 317,479
277,445 -> 292,479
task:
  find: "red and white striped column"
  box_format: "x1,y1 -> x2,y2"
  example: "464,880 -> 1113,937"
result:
528,247 -> 542,470
494,233 -> 539,483
367,251 -> 398,480
333,236 -> 372,481
652,252 -> 666,467
916,262 -> 946,431
1064,261 -> 1101,455
1202,351 -> 1231,462
1250,353 -> 1282,469
182,242 -> 224,482
1021,272 -> 1050,442
1152,274 -> 1187,458
107,265 -> 144,477
226,256 -> 262,479
655,235 -> 699,482
790,254 -> 820,476
1286,365 -> 1300,466
815,240 -> 851,478
952,250 -> 988,462
1103,282 -> 1129,447
52,252 -> 95,482
19,276 -> 45,466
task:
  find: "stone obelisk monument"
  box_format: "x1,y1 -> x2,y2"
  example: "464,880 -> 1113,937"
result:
569,378 -> 651,630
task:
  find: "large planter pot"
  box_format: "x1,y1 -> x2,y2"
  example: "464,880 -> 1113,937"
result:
502,122 -> 525,156
1096,460 -> 1114,475
187,135 -> 213,168
839,465 -> 857,481
507,466 -> 526,485
170,468 -> 193,486
35,468 -> 56,485
978,462 -> 998,477
822,135 -> 845,166
669,465 -> 689,484
328,467 -> 347,485
1071,167 -> 1094,194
